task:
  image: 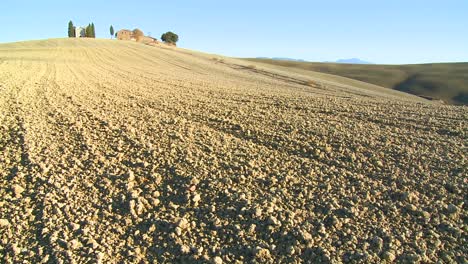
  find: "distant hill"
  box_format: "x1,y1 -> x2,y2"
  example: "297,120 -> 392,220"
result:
245,58 -> 468,105
335,58 -> 372,64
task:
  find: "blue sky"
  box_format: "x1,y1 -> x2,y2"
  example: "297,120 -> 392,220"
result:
2,0 -> 467,64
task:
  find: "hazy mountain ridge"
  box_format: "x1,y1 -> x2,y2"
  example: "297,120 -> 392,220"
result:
334,58 -> 372,64
257,57 -> 372,64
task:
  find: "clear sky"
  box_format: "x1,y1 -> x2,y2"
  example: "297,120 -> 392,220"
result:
2,0 -> 467,64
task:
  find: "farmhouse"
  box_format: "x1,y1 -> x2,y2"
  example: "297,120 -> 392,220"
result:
117,29 -> 134,41
75,27 -> 85,38
116,29 -> 158,44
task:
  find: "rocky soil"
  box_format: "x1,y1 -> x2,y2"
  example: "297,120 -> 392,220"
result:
0,39 -> 466,263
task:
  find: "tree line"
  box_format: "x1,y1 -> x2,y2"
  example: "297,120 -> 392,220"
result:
68,21 -> 96,38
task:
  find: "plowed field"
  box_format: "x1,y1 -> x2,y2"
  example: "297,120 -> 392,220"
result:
0,39 -> 466,263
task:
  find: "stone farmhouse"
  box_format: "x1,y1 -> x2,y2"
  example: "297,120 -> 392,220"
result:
117,29 -> 134,41
117,29 -> 157,44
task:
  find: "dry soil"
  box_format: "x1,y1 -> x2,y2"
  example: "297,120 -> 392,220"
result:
0,39 -> 466,263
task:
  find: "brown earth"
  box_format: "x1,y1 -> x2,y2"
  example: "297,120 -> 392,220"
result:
0,38 -> 466,263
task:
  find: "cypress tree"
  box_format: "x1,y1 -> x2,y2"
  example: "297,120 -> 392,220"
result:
110,25 -> 114,39
85,24 -> 91,38
68,21 -> 75,37
91,23 -> 96,38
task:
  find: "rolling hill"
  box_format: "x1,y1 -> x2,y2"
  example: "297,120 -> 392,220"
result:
245,58 -> 468,105
0,38 -> 465,263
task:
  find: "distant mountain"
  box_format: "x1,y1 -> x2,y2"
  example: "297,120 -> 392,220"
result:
272,57 -> 307,62
334,58 -> 372,64
257,57 -> 371,64
257,57 -> 306,62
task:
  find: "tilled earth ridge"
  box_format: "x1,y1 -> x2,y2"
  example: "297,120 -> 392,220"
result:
0,39 -> 466,263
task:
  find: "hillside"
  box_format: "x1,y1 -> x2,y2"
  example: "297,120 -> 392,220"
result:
245,58 -> 468,105
0,39 -> 466,263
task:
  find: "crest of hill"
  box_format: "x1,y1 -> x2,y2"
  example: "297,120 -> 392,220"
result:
0,38 -> 440,105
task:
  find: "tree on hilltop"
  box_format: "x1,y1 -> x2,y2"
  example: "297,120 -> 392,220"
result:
161,31 -> 179,44
84,23 -> 96,38
132,28 -> 144,41
133,28 -> 144,38
110,25 -> 114,39
85,24 -> 91,37
91,23 -> 96,38
68,21 -> 75,37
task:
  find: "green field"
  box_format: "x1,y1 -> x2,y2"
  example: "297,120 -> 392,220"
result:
245,59 -> 468,105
